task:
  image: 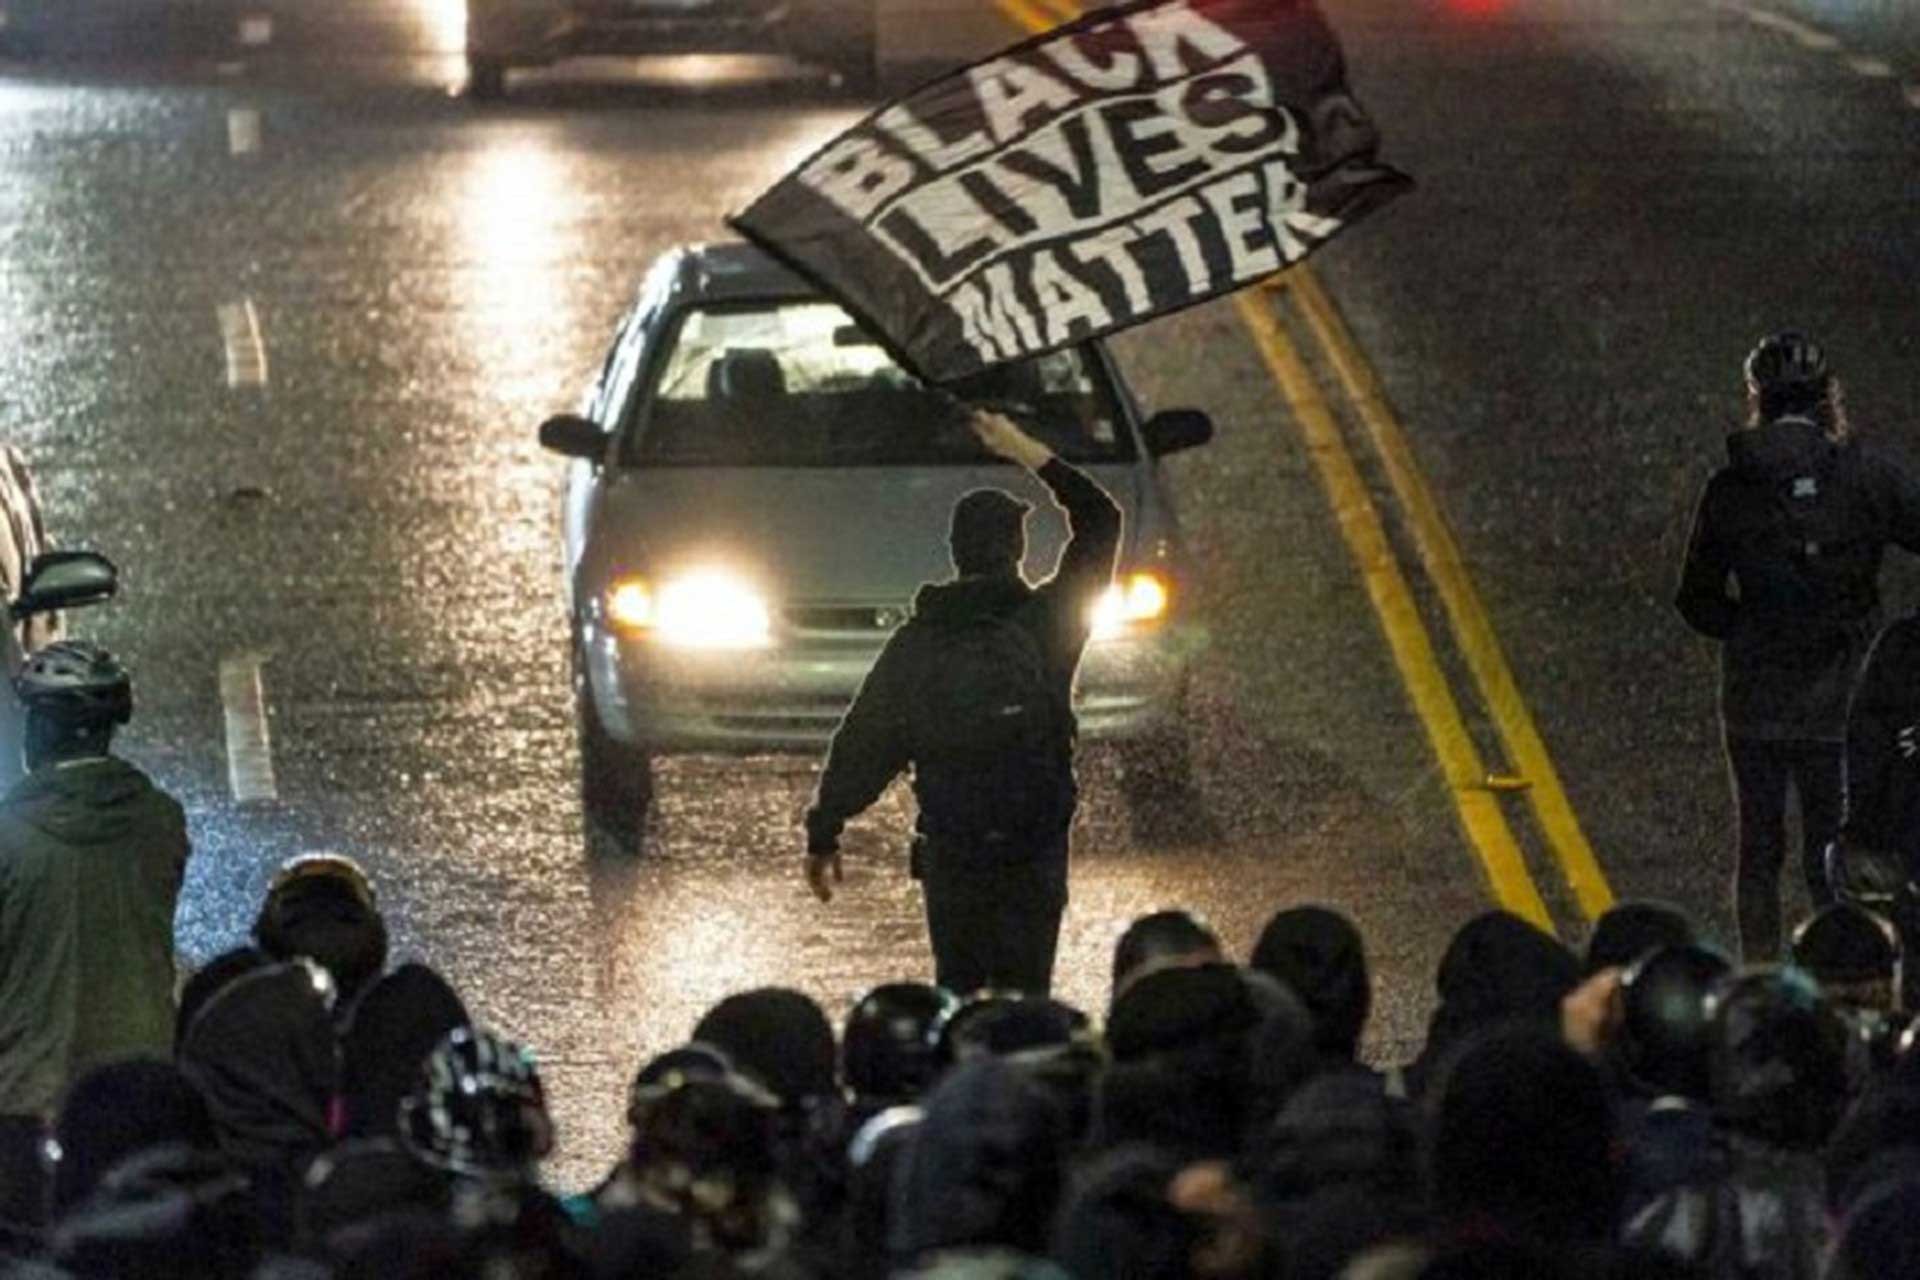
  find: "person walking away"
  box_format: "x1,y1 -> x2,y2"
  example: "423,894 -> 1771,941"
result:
0,641 -> 190,1229
1676,331 -> 1920,961
803,407 -> 1122,996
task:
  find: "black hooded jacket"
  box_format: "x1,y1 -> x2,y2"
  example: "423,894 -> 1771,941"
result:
1676,417 -> 1920,740
806,458 -> 1120,855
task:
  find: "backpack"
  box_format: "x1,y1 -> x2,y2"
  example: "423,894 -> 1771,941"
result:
908,615 -> 1069,848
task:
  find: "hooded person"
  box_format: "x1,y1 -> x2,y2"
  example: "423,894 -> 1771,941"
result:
338,961 -> 470,1140
1248,905 -> 1372,1067
1048,1144 -> 1202,1280
253,853 -> 389,1012
1395,911 -> 1581,1101
1582,900 -> 1699,976
175,947 -> 272,1056
1109,910 -> 1225,1008
175,957 -> 341,1249
1424,1026 -> 1618,1251
46,1058 -> 215,1221
889,1055 -> 1070,1267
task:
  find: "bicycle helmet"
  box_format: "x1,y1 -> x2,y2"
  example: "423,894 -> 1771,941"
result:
1616,944 -> 1732,1101
14,640 -> 132,728
843,982 -> 957,1102
1744,330 -> 1830,395
398,1027 -> 554,1178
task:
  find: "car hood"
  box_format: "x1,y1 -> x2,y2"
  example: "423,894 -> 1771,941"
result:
594,464 -> 1147,603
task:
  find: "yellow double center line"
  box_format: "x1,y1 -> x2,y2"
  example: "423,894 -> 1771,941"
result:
985,0 -> 1615,930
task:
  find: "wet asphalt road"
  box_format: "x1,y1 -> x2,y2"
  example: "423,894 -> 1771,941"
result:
1,0 -> 1917,1186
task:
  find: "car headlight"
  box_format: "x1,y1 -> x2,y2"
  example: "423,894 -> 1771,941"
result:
606,570 -> 772,650
1090,572 -> 1170,640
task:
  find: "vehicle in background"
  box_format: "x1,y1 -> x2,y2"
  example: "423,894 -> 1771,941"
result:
539,242 -> 1213,845
464,0 -> 878,99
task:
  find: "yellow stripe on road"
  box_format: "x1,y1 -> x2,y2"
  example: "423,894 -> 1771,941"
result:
1284,269 -> 1615,920
1236,287 -> 1554,931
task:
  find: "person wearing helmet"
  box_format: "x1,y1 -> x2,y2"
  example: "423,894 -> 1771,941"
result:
1676,332 -> 1920,962
252,851 -> 390,1013
1624,966 -> 1858,1276
0,639 -> 188,1230
842,983 -> 957,1128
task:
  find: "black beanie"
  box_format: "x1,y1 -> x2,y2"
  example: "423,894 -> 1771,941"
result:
950,489 -> 1031,576
1249,905 -> 1371,1059
1106,963 -> 1258,1062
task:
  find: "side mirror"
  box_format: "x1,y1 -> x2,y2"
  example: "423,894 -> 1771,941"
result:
539,414 -> 609,461
1141,409 -> 1213,457
11,550 -> 118,621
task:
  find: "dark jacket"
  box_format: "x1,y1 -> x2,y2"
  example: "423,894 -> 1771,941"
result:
805,458 -> 1121,855
0,756 -> 189,1117
1676,418 -> 1920,740
1842,613 -> 1920,862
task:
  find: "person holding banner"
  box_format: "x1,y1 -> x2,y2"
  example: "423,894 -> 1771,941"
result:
802,408 -> 1120,996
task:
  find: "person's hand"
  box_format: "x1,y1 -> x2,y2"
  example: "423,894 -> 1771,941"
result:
805,851 -> 842,903
970,409 -> 1053,471
1561,966 -> 1624,1057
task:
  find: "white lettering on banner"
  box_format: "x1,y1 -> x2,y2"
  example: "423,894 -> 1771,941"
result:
1127,2 -> 1251,81
972,58 -> 1083,146
1044,22 -> 1145,92
1071,226 -> 1152,312
876,104 -> 993,170
952,262 -> 1043,361
800,137 -> 917,221
946,159 -> 1346,363
1131,196 -> 1210,297
1262,158 -> 1342,260
1202,170 -> 1279,278
1030,249 -> 1113,343
873,50 -> 1282,292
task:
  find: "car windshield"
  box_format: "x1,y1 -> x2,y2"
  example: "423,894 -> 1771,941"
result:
626,300 -> 1136,467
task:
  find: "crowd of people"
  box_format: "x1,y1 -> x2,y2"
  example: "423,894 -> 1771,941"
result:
0,850 -> 1916,1280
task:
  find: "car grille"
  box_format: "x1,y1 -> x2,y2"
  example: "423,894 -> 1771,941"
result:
781,604 -> 910,635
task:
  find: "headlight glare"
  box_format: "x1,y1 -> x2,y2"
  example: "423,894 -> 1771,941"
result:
607,579 -> 655,630
1090,572 -> 1170,640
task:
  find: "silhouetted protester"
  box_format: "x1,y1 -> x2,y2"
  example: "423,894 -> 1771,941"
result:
1625,967 -> 1855,1278
338,961 -> 469,1140
254,853 -> 389,1013
693,986 -> 849,1257
1109,909 -> 1225,1007
1677,331 -> 1920,961
842,982 -> 957,1130
1248,904 -> 1372,1070
1394,910 -> 1581,1100
1582,900 -> 1699,976
1425,1026 -> 1618,1254
585,1064 -> 803,1280
1093,963 -> 1302,1162
0,640 -> 189,1230
176,958 -> 341,1248
1826,1175 -> 1920,1280
175,947 -> 272,1055
45,1059 -> 215,1223
804,409 -> 1121,995
1835,608 -> 1920,967
890,1056 -> 1069,1270
1609,945 -> 1732,1225
46,1142 -> 260,1279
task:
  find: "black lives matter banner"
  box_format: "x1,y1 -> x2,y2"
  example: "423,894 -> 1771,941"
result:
730,0 -> 1411,384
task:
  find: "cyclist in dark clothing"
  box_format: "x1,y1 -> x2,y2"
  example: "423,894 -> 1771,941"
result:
1676,331 -> 1920,960
803,408 -> 1121,996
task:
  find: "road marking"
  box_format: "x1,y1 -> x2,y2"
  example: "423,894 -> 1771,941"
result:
1738,6 -> 1841,50
1237,286 -> 1554,931
238,14 -> 273,47
1285,269 -> 1615,920
227,107 -> 261,156
216,299 -> 269,389
220,654 -> 278,804
1844,55 -> 1894,79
